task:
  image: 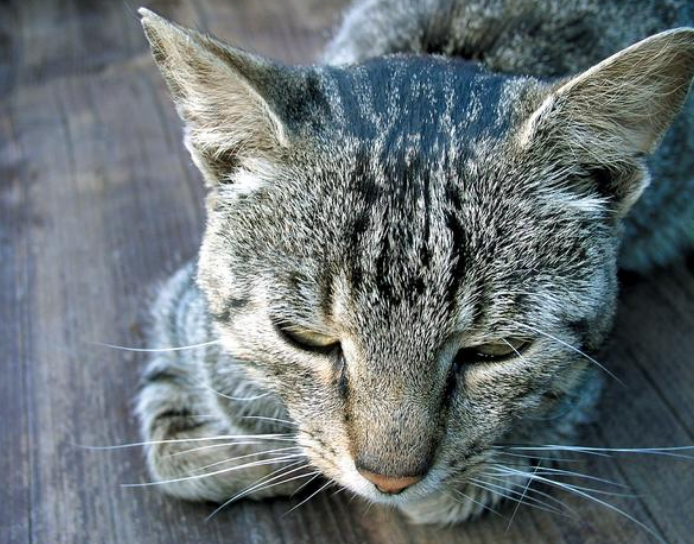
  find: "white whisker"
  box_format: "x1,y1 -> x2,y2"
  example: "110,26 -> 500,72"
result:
194,380 -> 272,403
122,454 -> 304,488
490,465 -> 635,498
502,444 -> 694,460
508,320 -> 625,386
217,392 -> 272,402
168,442 -> 298,458
292,472 -> 324,497
91,340 -> 222,353
228,462 -> 309,503
506,460 -> 541,531
185,447 -> 302,475
480,472 -> 579,517
206,464 -> 317,521
447,489 -> 503,518
284,480 -> 334,516
490,464 -> 665,544
241,415 -> 297,427
76,433 -> 296,451
467,477 -> 566,517
510,465 -> 630,489
494,449 -> 582,463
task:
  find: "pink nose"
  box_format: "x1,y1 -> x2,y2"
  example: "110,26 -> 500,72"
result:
357,468 -> 423,494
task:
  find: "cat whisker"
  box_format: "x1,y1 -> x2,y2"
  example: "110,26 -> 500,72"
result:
490,453 -> 631,489
206,463 -> 306,521
446,488 -> 504,518
184,446 -> 303,475
510,465 -> 631,489
283,480 -> 335,516
468,475 -> 560,516
498,444 -> 694,460
91,340 -> 222,353
479,472 -> 581,518
467,476 -> 567,518
489,465 -> 635,498
228,461 -> 310,502
206,463 -> 318,521
162,413 -> 220,420
215,392 -> 272,402
121,454 -> 305,488
330,485 -> 348,499
505,460 -> 541,531
165,440 -> 273,456
76,433 -> 296,451
493,449 -> 582,463
292,471 -> 324,497
194,380 -> 273,402
241,415 -> 297,428
489,464 -> 666,544
507,320 -> 625,386
167,442 -> 298,458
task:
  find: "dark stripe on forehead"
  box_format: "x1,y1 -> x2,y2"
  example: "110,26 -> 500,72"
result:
328,67 -> 377,139
346,148 -> 381,292
319,269 -> 335,323
326,57 -> 519,311
375,224 -> 395,302
444,184 -> 468,308
348,212 -> 369,292
325,56 -> 517,146
421,160 -> 432,271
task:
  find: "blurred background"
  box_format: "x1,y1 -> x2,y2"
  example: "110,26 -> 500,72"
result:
1,1 -> 694,543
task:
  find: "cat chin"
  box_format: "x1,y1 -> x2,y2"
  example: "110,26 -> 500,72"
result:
398,486 -> 501,525
335,473 -> 503,523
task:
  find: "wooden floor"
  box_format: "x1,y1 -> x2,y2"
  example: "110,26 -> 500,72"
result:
2,1 -> 694,543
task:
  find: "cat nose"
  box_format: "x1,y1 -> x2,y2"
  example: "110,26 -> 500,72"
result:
357,468 -> 423,494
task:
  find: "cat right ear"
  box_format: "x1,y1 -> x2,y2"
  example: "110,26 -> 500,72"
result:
521,28 -> 694,216
139,8 -> 291,186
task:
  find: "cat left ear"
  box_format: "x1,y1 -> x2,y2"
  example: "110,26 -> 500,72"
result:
139,8 -> 293,185
521,28 -> 694,215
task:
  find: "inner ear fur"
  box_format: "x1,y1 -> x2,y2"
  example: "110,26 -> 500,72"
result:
522,28 -> 694,215
139,8 -> 291,185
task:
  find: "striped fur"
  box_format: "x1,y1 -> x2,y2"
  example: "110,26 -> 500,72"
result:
135,2 -> 694,524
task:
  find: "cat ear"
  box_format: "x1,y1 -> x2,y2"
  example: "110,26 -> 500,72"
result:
139,8 -> 291,185
522,28 -> 694,215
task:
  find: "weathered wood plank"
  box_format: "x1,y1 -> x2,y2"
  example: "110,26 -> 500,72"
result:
595,263 -> 694,544
0,92 -> 32,544
2,0 -> 693,543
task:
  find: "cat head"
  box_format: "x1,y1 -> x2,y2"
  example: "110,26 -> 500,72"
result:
140,8 -> 694,503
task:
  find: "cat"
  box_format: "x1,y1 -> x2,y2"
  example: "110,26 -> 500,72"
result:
135,0 -> 694,525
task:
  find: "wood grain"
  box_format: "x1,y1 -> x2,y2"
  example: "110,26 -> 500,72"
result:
1,1 -> 693,543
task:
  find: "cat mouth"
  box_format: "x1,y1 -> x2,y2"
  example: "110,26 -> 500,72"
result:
326,455 -> 452,505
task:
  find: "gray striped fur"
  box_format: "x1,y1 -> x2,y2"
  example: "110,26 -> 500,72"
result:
135,1 -> 694,524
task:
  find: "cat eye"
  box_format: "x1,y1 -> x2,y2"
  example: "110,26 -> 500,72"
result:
456,338 -> 531,364
274,322 -> 340,354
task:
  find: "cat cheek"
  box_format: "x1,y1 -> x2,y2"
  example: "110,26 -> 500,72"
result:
310,360 -> 337,386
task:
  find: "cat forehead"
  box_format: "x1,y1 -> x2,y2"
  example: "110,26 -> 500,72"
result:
218,60 -> 591,327
313,57 -> 532,147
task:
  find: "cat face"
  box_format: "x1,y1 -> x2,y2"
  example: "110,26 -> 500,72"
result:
196,64 -> 618,502
140,10 -> 694,503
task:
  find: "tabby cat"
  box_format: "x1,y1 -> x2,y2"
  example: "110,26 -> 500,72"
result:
136,0 -> 694,525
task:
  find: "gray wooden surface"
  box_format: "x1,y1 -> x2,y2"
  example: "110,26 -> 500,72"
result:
2,1 -> 694,543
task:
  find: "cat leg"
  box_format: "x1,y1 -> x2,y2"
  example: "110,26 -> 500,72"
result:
135,265 -> 312,502
136,366 -> 310,503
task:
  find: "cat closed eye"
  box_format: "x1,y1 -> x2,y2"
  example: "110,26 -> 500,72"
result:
456,338 -> 532,364
275,322 -> 340,353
